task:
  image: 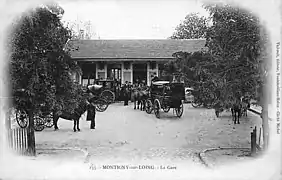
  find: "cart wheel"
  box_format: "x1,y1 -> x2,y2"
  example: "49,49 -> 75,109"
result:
163,106 -> 170,113
16,109 -> 29,128
100,90 -> 115,104
44,114 -> 54,128
145,99 -> 153,114
175,102 -> 184,118
153,99 -> 161,119
34,116 -> 45,131
95,98 -> 109,112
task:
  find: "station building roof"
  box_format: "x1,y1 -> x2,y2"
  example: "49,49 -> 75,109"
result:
67,39 -> 207,61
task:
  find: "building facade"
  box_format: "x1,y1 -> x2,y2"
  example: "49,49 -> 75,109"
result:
68,39 -> 206,86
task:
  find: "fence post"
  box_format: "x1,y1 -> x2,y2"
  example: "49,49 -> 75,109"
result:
8,128 -> 29,155
261,102 -> 269,150
5,108 -> 30,156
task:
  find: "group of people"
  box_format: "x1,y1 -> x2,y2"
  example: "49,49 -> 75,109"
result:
120,80 -> 145,106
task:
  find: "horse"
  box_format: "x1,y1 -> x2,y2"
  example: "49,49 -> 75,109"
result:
214,105 -> 225,118
139,86 -> 150,111
214,101 -> 231,118
132,85 -> 149,111
121,84 -> 130,105
241,96 -> 251,117
53,99 -> 95,132
231,99 -> 242,124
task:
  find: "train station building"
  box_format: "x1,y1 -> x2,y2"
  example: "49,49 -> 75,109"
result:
68,39 -> 206,86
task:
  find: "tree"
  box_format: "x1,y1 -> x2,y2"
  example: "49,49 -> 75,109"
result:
203,3 -> 271,148
65,20 -> 97,40
165,51 -> 217,102
167,4 -> 271,149
203,4 -> 270,96
8,4 -> 82,155
171,12 -> 208,39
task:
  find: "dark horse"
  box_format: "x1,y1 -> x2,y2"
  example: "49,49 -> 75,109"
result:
132,85 -> 149,111
231,99 -> 242,124
241,97 -> 251,117
214,101 -> 226,118
53,99 -> 94,132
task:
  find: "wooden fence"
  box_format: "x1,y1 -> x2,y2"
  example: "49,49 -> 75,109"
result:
6,128 -> 29,155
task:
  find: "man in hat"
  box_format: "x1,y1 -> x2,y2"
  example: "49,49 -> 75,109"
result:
151,73 -> 159,85
86,91 -> 96,129
123,81 -> 129,106
128,82 -> 133,102
87,104 -> 96,129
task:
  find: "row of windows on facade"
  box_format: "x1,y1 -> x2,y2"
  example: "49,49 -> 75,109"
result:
97,62 -> 157,70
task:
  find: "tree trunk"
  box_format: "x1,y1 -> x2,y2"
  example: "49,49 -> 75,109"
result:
261,83 -> 269,150
26,110 -> 36,156
261,104 -> 269,150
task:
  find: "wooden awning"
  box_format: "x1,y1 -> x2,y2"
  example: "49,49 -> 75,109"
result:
74,58 -> 173,62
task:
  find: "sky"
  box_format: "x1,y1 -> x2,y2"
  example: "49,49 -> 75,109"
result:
58,0 -> 210,39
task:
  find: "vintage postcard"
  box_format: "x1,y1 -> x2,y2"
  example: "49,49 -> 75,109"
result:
0,0 -> 281,179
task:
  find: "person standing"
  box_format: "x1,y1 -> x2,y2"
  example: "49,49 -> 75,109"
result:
113,79 -> 118,101
151,74 -> 159,85
87,103 -> 96,129
123,81 -> 129,106
86,91 -> 96,129
128,82 -> 132,102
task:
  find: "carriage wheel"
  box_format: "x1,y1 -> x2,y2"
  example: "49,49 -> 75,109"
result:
175,102 -> 184,118
162,106 -> 170,113
153,99 -> 161,119
100,90 -> 115,104
16,109 -> 29,128
34,116 -> 45,131
145,99 -> 153,114
95,98 -> 109,112
44,114 -> 54,128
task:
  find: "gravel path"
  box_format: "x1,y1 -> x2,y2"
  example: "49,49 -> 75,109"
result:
35,103 -> 261,161
1,102 -> 279,180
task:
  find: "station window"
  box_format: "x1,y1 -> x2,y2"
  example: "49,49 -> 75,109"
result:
150,61 -> 156,69
124,62 -> 131,70
98,62 -> 104,70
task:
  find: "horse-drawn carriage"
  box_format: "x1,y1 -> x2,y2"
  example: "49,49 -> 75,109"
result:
145,81 -> 185,118
13,84 -> 110,132
89,79 -> 116,104
12,103 -> 54,132
10,89 -> 53,131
